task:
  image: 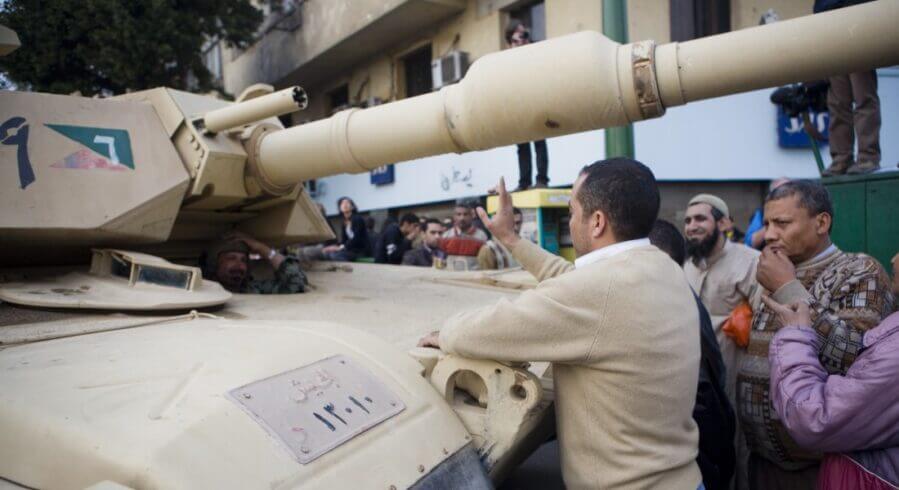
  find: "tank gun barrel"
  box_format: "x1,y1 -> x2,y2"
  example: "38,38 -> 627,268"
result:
200,86 -> 308,133
253,1 -> 898,185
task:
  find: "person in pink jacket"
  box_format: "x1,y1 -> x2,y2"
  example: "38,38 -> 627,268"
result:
763,295 -> 899,489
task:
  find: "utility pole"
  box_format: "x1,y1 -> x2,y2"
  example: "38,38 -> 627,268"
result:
602,0 -> 635,158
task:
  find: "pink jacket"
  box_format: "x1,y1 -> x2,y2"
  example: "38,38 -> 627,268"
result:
769,312 -> 899,488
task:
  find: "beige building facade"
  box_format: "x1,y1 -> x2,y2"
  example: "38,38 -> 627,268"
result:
221,0 -> 813,124
214,0 -> 893,233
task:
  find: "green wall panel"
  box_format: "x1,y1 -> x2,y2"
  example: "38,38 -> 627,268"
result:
866,179 -> 899,271
828,182 -> 867,254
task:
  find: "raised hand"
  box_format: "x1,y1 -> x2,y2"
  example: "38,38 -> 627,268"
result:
476,177 -> 520,248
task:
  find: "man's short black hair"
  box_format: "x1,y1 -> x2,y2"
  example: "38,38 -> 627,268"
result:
455,198 -> 478,210
399,213 -> 419,226
512,207 -> 523,216
766,179 -> 834,232
577,158 -> 660,241
649,219 -> 687,266
422,217 -> 443,230
505,19 -> 523,44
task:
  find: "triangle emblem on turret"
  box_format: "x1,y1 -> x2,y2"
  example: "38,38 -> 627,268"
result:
45,124 -> 134,169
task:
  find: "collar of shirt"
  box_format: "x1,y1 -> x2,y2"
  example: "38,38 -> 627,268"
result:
796,242 -> 838,268
574,238 -> 651,269
811,243 -> 837,261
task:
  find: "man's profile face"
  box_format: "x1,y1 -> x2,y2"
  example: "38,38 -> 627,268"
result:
453,206 -> 474,231
763,195 -> 828,263
216,251 -> 249,292
568,175 -> 591,257
513,213 -> 524,236
684,203 -> 721,258
424,223 -> 444,248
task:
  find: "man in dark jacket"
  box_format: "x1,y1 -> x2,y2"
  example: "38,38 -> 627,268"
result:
402,219 -> 446,267
650,219 -> 736,490
375,213 -> 419,264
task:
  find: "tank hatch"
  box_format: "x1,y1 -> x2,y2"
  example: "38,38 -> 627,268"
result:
0,249 -> 230,310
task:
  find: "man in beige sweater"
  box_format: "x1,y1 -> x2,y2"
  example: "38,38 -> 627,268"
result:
420,158 -> 702,489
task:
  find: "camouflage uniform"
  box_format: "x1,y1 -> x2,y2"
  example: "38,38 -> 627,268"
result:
240,256 -> 307,294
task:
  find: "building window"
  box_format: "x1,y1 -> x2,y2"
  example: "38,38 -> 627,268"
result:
670,0 -> 730,42
402,45 -> 433,98
508,1 -> 546,42
328,84 -> 350,115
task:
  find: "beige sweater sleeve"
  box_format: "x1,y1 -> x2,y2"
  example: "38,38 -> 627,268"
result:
511,239 -> 575,282
439,256 -> 609,363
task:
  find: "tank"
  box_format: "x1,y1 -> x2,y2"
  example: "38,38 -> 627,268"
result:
1,2 -> 898,488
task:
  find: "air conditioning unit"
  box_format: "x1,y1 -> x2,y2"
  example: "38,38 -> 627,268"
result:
431,51 -> 469,90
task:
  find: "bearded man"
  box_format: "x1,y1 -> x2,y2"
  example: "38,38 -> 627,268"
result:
684,194 -> 760,490
737,180 -> 894,489
204,231 -> 307,294
684,194 -> 760,400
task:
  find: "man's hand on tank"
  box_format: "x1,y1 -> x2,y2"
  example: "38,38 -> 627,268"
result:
418,331 -> 441,349
478,177 -> 520,249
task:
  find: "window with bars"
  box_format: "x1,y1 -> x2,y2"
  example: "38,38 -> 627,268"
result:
670,0 -> 731,42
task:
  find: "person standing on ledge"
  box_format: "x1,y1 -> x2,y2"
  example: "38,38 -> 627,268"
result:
817,0 -> 883,176
420,159 -> 703,489
505,19 -> 550,192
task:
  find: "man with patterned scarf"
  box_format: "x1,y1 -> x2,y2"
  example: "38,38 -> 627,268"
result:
737,180 -> 894,489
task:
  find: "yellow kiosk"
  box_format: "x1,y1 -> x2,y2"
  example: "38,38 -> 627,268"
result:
487,188 -> 575,262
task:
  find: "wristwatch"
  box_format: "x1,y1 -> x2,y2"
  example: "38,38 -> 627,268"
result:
267,248 -> 278,260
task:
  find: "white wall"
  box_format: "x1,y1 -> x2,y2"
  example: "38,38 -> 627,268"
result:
316,68 -> 899,214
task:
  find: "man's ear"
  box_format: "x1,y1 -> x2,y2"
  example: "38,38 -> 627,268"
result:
717,217 -> 729,232
816,212 -> 832,236
591,210 -> 607,239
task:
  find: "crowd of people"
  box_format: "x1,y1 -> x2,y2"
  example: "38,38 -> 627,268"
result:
413,159 -> 897,490
199,157 -> 898,489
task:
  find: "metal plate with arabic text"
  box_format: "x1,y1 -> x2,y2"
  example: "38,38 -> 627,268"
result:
227,355 -> 405,464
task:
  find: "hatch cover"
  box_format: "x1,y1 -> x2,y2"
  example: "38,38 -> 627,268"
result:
227,355 -> 405,464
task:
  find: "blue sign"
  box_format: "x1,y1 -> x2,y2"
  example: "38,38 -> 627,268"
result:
777,107 -> 829,149
370,164 -> 394,186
